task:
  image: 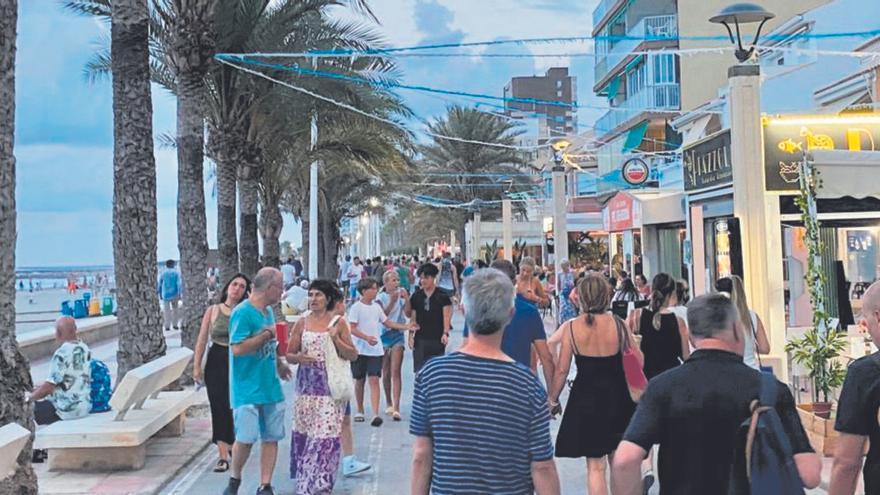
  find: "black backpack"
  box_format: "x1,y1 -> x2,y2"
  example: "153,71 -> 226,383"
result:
730,372 -> 805,495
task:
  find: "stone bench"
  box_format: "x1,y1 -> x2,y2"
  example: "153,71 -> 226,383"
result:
18,315 -> 118,361
34,347 -> 196,472
0,423 -> 30,480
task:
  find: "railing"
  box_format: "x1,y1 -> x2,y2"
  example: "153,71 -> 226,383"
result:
595,15 -> 678,86
595,83 -> 680,136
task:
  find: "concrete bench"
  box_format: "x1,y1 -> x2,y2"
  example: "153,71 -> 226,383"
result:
0,423 -> 30,480
34,347 -> 196,472
18,315 -> 118,361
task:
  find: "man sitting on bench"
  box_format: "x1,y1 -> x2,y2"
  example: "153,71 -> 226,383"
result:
28,316 -> 93,425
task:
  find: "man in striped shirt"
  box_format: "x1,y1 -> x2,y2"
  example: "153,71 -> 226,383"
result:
409,268 -> 560,495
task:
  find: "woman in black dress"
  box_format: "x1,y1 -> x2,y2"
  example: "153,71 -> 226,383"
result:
193,273 -> 251,473
549,273 -> 641,495
627,272 -> 690,491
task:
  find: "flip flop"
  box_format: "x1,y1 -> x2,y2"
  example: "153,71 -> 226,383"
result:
213,459 -> 229,473
392,411 -> 402,421
353,413 -> 365,422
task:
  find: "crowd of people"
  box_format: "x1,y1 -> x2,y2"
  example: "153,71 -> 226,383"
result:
167,250 -> 880,495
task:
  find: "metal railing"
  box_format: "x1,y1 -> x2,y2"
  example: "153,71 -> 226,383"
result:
595,15 -> 678,85
595,83 -> 680,136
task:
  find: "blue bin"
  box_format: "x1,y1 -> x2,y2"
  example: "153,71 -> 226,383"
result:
73,299 -> 87,319
83,292 -> 91,304
61,300 -> 73,317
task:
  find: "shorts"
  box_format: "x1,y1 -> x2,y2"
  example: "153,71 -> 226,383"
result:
351,355 -> 383,379
350,284 -> 359,300
233,401 -> 286,444
381,329 -> 405,349
413,339 -> 445,374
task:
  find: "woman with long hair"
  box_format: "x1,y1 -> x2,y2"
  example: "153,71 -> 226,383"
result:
611,278 -> 642,302
286,279 -> 358,494
716,275 -> 770,370
549,273 -> 640,495
193,273 -> 251,473
557,259 -> 578,324
517,256 -> 550,307
378,270 -> 411,421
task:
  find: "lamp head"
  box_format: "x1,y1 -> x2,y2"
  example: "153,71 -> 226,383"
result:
709,3 -> 775,63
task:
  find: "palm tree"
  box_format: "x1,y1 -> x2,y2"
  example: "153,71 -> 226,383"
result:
0,1 -> 39,491
110,0 -> 167,380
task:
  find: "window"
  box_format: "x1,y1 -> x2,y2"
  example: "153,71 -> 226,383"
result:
556,80 -> 563,89
626,62 -> 647,98
651,54 -> 678,84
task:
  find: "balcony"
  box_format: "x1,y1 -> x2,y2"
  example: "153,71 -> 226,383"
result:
592,0 -> 624,30
594,15 -> 678,88
595,83 -> 680,137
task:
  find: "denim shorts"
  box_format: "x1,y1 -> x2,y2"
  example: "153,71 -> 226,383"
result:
233,401 -> 286,444
381,329 -> 405,349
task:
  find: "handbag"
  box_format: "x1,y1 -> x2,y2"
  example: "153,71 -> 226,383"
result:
613,315 -> 648,403
322,315 -> 354,403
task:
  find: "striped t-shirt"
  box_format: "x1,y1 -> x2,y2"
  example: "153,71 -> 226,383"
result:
410,352 -> 554,494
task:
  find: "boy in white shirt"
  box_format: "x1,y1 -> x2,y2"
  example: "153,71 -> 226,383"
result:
349,278 -> 413,426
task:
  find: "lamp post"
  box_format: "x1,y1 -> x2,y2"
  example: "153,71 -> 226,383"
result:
470,199 -> 483,263
308,113 -> 319,279
710,3 -> 787,378
550,139 -> 570,278
502,199 -> 513,261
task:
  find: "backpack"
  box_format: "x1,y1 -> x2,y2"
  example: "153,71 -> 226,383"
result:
731,372 -> 805,495
89,359 -> 112,413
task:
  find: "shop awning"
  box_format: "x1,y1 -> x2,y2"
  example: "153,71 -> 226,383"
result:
810,150 -> 880,199
567,212 -> 605,232
621,121 -> 649,153
816,89 -> 870,115
632,192 -> 686,225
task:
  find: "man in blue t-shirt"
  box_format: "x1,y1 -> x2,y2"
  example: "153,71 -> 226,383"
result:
224,267 -> 291,495
158,259 -> 183,331
462,259 -> 555,387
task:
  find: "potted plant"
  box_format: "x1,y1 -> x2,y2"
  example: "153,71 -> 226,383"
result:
784,157 -> 848,455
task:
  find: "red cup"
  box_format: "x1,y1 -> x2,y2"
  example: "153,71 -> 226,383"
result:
276,322 -> 290,355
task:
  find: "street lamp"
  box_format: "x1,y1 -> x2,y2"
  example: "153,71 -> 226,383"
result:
549,138 -> 570,281
709,3 -> 775,63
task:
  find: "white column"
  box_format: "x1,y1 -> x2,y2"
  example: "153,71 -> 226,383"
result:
308,114 -> 318,280
552,165 -> 569,275
729,64 -> 787,380
502,199 -> 513,261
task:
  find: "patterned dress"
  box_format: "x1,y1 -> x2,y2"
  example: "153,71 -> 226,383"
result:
290,330 -> 345,494
557,271 -> 578,325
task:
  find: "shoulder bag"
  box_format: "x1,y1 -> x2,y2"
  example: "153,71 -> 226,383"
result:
323,315 -> 354,403
614,314 -> 648,402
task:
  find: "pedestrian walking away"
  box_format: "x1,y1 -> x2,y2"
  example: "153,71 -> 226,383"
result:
348,278 -> 414,426
715,275 -> 770,370
549,273 -> 639,495
407,263 -> 452,374
286,279 -> 359,494
193,273 -> 251,473
158,259 -> 183,331
410,268 -> 561,495
224,268 -> 292,495
556,259 -> 578,325
612,293 -> 820,495
378,270 -> 412,421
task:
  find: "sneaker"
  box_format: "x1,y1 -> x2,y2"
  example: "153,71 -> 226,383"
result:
223,477 -> 241,495
343,455 -> 372,476
255,485 -> 275,495
371,416 -> 383,427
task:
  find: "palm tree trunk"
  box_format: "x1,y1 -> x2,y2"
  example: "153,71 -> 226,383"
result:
259,189 -> 282,269
208,128 -> 240,283
0,2 -> 38,491
112,0 -> 167,382
238,175 -> 260,277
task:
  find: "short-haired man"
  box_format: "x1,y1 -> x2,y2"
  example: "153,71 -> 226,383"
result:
158,259 -> 182,331
28,317 -> 92,425
339,255 -> 352,295
407,263 -> 452,373
224,268 -> 292,495
612,293 -> 820,494
346,257 -> 364,301
410,268 -> 560,495
462,259 -> 555,387
830,280 -> 880,494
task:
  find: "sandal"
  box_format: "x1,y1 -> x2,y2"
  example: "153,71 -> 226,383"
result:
213,459 -> 229,473
385,406 -> 394,416
392,411 -> 401,421
353,413 -> 365,422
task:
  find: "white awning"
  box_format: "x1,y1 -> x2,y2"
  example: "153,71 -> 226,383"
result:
815,89 -> 870,115
632,192 -> 686,225
809,150 -> 880,198
567,212 -> 604,232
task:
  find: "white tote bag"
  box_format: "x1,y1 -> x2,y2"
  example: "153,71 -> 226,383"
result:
323,315 -> 354,403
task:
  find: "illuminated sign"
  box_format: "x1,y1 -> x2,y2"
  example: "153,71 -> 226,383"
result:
763,115 -> 880,191
621,158 -> 650,186
683,130 -> 732,192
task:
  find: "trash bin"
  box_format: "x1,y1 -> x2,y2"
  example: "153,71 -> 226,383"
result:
61,300 -> 73,317
101,297 -> 114,316
83,292 -> 91,305
73,299 -> 87,319
88,298 -> 101,316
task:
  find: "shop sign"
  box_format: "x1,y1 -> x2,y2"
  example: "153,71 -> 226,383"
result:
621,158 -> 650,186
683,130 -> 732,192
763,116 -> 880,191
604,192 -> 642,232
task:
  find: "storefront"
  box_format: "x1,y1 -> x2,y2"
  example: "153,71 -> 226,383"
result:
603,191 -> 643,278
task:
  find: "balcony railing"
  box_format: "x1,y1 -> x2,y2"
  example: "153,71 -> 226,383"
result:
595,83 -> 680,136
595,15 -> 678,86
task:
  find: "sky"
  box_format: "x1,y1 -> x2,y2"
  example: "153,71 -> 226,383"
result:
15,0 -> 600,268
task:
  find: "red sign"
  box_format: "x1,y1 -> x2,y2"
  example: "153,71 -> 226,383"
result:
622,158 -> 650,186
604,192 -> 641,232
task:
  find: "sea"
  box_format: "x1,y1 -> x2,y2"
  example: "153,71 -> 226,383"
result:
16,265 -> 115,289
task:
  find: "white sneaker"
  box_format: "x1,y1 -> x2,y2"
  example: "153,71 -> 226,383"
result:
342,456 -> 371,476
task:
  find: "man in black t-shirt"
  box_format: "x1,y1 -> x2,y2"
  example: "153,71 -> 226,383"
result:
407,263 -> 452,373
612,293 -> 820,495
831,281 -> 880,494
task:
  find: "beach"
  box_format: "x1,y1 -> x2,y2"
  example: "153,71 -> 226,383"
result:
14,287 -> 111,335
